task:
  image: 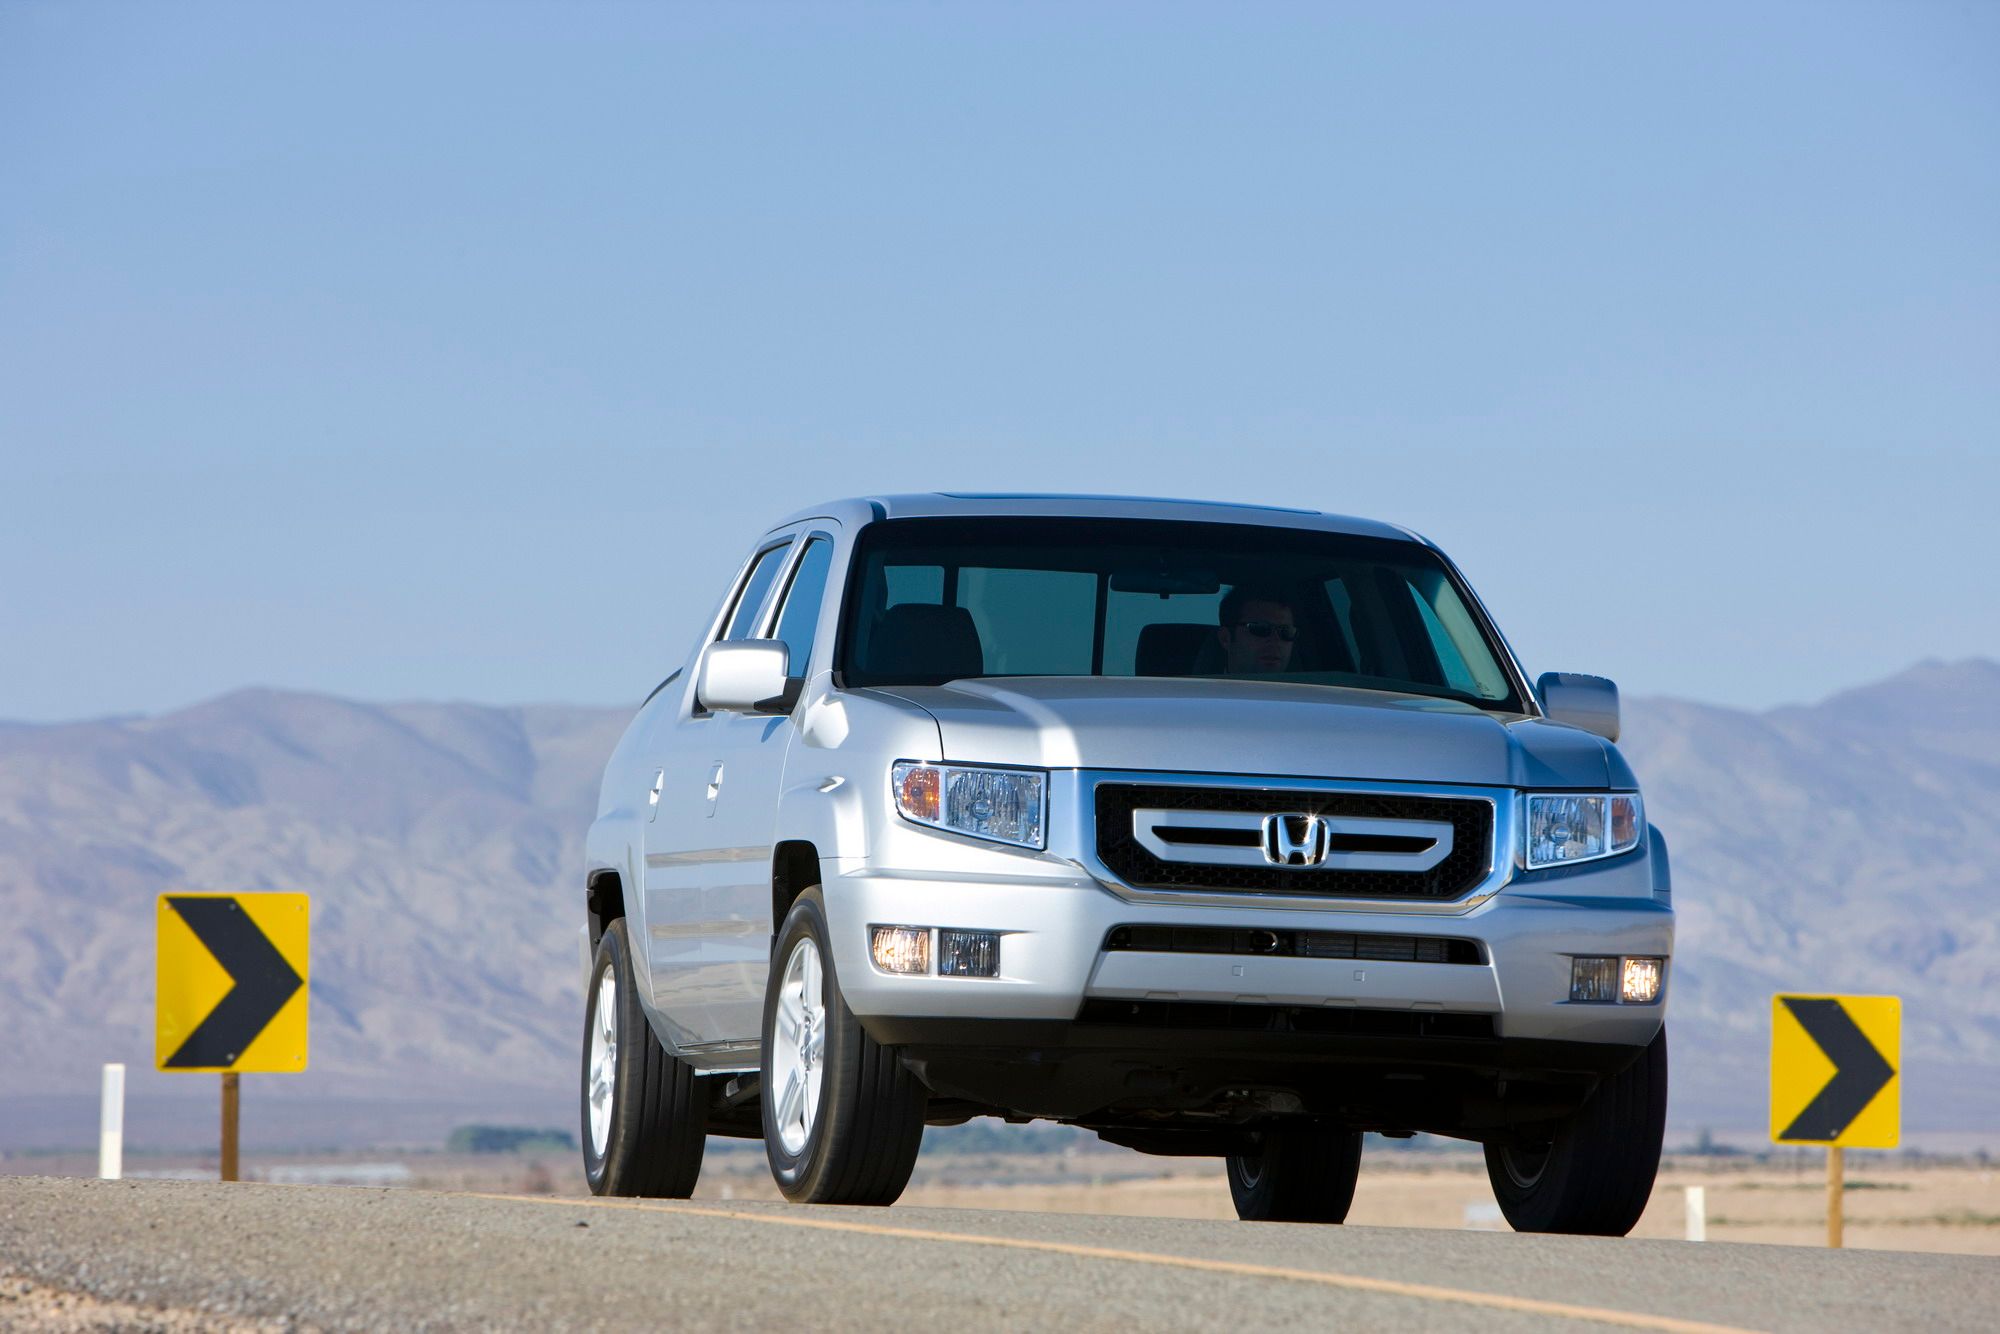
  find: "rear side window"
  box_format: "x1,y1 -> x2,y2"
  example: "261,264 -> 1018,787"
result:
960,567 -> 1096,674
723,542 -> 794,641
1322,578 -> 1361,671
1103,587 -> 1220,675
770,537 -> 836,674
884,565 -> 944,607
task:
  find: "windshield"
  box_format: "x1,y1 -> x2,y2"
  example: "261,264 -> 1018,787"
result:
836,517 -> 1525,710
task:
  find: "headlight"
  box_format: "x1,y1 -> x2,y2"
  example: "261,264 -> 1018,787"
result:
892,761 -> 1046,850
1522,792 -> 1643,869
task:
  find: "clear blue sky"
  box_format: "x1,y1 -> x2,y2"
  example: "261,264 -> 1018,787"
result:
3,1 -> 1995,721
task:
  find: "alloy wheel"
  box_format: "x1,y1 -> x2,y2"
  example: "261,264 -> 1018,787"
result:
770,936 -> 827,1155
586,967 -> 617,1159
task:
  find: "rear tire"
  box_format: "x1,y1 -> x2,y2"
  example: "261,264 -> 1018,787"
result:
762,889 -> 927,1205
581,919 -> 706,1197
1226,1126 -> 1364,1223
1484,1025 -> 1668,1236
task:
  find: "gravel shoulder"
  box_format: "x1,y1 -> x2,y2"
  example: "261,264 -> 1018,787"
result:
0,1267 -> 289,1333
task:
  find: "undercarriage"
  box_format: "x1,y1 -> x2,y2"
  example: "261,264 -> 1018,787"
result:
864,1003 -> 1647,1151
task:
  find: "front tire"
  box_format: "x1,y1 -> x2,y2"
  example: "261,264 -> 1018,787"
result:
1226,1126 -> 1364,1223
581,919 -> 706,1197
761,889 -> 927,1205
1484,1025 -> 1668,1236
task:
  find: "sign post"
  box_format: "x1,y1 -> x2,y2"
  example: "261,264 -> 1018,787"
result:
220,1072 -> 241,1182
1770,993 -> 1900,1249
156,893 -> 309,1181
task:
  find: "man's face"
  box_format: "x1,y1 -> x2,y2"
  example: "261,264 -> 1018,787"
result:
1219,600 -> 1296,674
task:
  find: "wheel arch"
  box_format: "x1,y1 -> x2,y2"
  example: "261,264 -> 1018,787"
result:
772,840 -> 823,940
587,868 -> 626,952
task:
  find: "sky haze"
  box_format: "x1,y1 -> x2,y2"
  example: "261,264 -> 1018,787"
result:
3,2 -> 1996,720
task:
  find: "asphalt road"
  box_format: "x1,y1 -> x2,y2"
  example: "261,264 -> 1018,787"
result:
2,1178 -> 1994,1332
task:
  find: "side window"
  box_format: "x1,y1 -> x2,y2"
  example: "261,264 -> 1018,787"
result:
849,562 -> 943,670
1321,577 -> 1361,672
723,541 -> 794,641
1398,571 -> 1510,699
770,537 -> 836,675
959,566 -> 1096,675
1103,588 -> 1222,675
1407,589 -> 1477,693
884,564 -> 944,607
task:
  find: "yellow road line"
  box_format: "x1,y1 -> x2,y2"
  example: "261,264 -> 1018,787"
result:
468,1192 -> 1762,1334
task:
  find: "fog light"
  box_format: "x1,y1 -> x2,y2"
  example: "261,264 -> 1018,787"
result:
1621,956 -> 1664,1004
870,926 -> 930,975
1570,956 -> 1619,1003
938,929 -> 1000,978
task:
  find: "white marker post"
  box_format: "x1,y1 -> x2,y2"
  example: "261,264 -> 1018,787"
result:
98,1063 -> 125,1180
1684,1185 -> 1706,1242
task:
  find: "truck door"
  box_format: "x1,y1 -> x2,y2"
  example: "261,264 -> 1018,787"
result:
700,531 -> 838,1043
642,534 -> 795,1051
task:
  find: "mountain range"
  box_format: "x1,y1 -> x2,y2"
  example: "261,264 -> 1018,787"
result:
3,661 -> 1995,1151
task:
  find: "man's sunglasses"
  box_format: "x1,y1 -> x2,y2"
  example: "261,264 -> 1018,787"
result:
1233,620 -> 1298,642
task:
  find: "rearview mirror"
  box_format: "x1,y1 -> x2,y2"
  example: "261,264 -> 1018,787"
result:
1108,568 -> 1222,596
697,641 -> 792,713
1536,672 -> 1620,743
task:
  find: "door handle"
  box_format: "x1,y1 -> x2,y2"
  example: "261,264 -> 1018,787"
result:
705,762 -> 725,817
646,769 -> 665,822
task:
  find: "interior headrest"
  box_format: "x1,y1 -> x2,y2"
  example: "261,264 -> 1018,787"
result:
869,604 -> 985,682
1135,622 -> 1214,677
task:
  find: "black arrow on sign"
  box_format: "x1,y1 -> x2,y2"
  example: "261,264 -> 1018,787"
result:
162,896 -> 303,1069
1779,997 -> 1895,1142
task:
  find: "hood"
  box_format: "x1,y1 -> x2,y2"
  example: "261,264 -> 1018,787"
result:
881,677 -> 1617,789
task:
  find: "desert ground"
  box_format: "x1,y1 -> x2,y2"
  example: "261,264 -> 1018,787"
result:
879,1156 -> 2000,1255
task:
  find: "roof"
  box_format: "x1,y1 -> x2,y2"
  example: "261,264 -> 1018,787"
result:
768,493 -> 1423,544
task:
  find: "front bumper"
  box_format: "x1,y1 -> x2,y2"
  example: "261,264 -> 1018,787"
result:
824,842 -> 1672,1051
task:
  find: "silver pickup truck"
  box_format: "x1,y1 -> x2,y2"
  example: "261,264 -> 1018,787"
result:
581,494 -> 1671,1234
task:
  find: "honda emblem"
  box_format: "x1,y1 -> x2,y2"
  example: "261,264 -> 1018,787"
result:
1262,813 -> 1330,867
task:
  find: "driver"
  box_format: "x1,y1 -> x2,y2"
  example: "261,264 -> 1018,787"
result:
1216,586 -> 1298,674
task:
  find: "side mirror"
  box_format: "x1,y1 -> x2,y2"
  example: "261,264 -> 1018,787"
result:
697,641 -> 793,713
1536,672 -> 1620,743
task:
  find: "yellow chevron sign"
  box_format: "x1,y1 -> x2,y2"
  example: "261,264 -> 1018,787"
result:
156,893 -> 309,1073
1770,993 -> 1899,1149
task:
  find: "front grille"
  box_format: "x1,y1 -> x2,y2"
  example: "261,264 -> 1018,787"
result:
1103,925 -> 1483,964
1076,999 -> 1496,1040
1150,825 -> 1438,854
1095,782 -> 1493,899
